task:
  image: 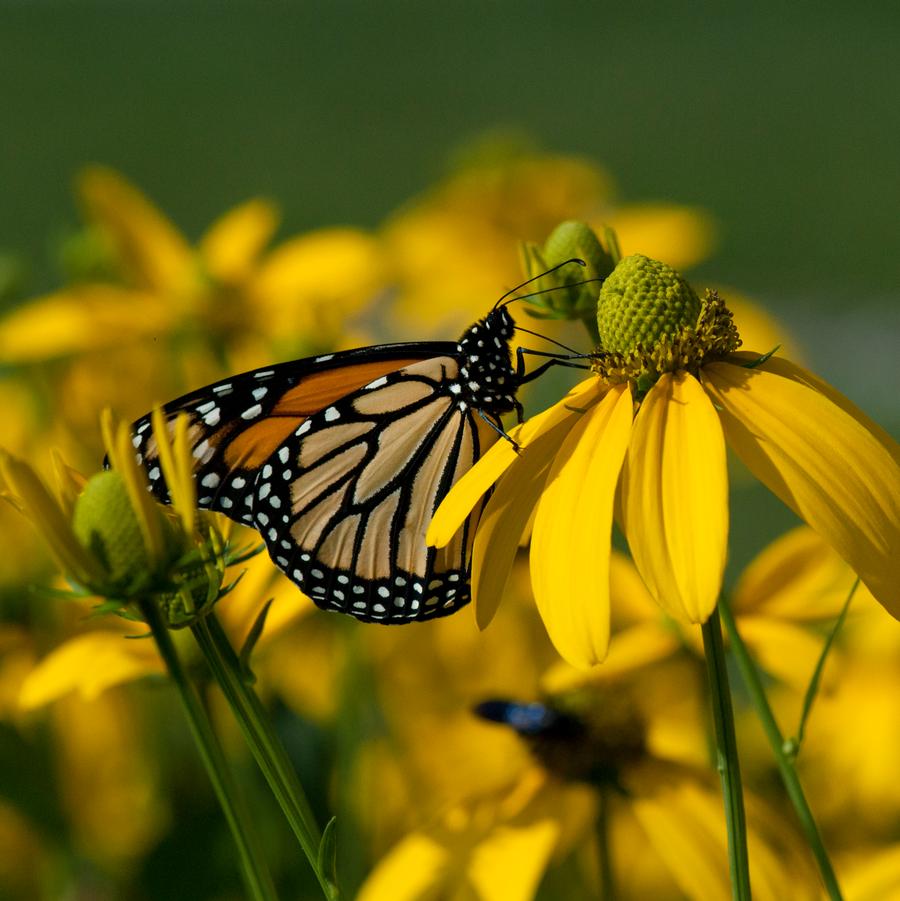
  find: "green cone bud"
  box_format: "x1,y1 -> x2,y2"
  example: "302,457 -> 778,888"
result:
73,470 -> 152,588
596,254 -> 701,354
521,221 -> 615,324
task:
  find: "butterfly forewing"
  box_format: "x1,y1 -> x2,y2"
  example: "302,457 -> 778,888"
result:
128,306 -> 520,623
132,345 -> 449,522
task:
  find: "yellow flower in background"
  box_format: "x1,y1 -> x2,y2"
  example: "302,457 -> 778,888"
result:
384,147 -> 714,335
543,528 -> 864,699
0,167 -> 386,365
430,253 -> 900,668
357,768 -> 596,901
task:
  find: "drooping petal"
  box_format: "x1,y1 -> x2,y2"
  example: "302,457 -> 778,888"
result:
199,198 -> 279,284
427,377 -> 603,549
529,384 -> 633,667
621,372 -> 728,623
77,166 -> 194,293
703,361 -> 900,619
468,379 -> 609,629
727,353 -> 900,464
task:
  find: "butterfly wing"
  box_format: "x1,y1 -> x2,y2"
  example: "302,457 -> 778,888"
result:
253,355 -> 497,622
131,344 -> 453,524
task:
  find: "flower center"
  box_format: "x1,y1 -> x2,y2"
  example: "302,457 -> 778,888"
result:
592,254 -> 741,391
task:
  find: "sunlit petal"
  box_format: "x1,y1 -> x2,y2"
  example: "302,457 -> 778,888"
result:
77,166 -> 194,293
19,631 -> 164,708
468,817 -> 560,901
727,353 -> 900,464
471,379 -> 608,629
199,198 -> 279,283
427,377 -> 603,548
703,361 -> 900,618
355,832 -> 448,901
621,372 -> 728,623
530,384 -> 633,666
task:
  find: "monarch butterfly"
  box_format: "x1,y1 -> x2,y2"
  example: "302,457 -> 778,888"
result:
128,262 -> 585,623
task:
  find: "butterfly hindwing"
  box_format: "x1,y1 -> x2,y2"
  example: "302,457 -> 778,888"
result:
252,356 -> 497,622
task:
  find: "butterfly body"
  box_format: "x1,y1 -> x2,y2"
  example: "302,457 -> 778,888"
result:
131,306 -> 519,622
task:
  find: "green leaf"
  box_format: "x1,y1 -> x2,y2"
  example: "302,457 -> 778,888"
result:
238,599 -> 274,683
317,816 -> 340,900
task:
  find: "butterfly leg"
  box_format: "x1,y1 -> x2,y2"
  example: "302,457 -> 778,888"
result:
478,409 -> 520,452
515,346 -> 591,385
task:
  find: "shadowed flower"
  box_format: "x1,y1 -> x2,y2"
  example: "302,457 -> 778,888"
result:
429,253 -> 900,668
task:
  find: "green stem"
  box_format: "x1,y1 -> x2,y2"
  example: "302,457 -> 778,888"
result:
191,612 -> 338,901
701,605 -> 752,901
138,600 -> 278,901
719,600 -> 843,900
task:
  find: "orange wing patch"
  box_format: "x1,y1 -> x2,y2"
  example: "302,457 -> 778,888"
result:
223,356 -> 424,469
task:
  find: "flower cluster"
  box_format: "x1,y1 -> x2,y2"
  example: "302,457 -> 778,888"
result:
1,152 -> 898,901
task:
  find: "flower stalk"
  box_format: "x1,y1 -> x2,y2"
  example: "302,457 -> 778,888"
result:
138,597 -> 279,901
701,605 -> 751,901
191,612 -> 339,901
718,598 -> 843,900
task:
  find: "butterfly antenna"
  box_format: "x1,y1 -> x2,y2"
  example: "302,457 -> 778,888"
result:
500,277 -> 605,310
492,258 -> 586,310
512,325 -> 583,355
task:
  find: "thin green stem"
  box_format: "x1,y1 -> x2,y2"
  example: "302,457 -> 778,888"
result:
719,599 -> 843,900
138,600 -> 278,901
191,613 -> 338,901
701,605 -> 752,901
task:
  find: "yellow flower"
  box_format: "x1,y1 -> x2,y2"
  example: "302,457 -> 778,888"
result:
0,166 -> 385,364
429,254 -> 900,668
383,149 -> 714,336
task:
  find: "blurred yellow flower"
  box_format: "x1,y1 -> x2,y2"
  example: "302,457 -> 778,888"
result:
430,256 -> 900,668
0,166 -> 386,366
384,150 -> 714,336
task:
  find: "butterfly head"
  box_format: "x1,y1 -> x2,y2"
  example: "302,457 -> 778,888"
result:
455,307 -> 518,415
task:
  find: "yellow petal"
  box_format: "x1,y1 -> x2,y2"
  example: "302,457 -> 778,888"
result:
468,817 -> 559,901
343,831 -> 448,901
199,198 -> 279,283
77,166 -> 194,293
471,379 -> 608,629
541,622 -> 681,693
728,352 -> 900,464
427,376 -> 603,548
601,203 -> 715,270
0,452 -> 105,585
736,615 -> 835,691
530,384 -> 633,667
0,286 -> 173,362
732,525 -> 858,620
703,361 -> 900,618
19,631 -> 164,708
621,372 -> 728,623
841,843 -> 900,901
